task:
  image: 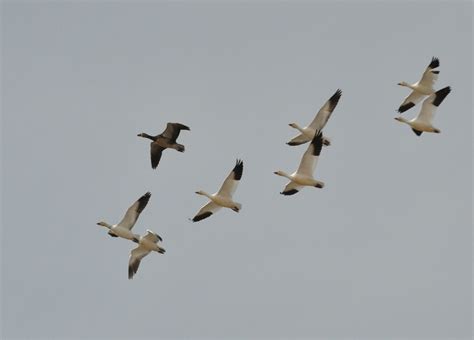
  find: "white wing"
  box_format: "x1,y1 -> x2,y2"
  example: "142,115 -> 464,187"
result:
191,201 -> 222,222
398,90 -> 426,113
417,57 -> 440,88
287,133 -> 311,146
217,159 -> 243,198
117,192 -> 151,230
308,89 -> 342,131
280,181 -> 303,196
143,229 -> 162,243
128,245 -> 150,279
296,131 -> 324,177
417,86 -> 451,124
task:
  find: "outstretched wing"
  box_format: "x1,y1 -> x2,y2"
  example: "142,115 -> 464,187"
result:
287,133 -> 311,146
398,90 -> 425,113
118,192 -> 151,230
296,131 -> 323,177
418,57 -> 440,89
280,181 -> 303,196
191,201 -> 222,222
161,122 -> 190,143
143,229 -> 162,243
150,143 -> 164,169
308,89 -> 342,131
128,245 -> 151,279
417,86 -> 451,123
217,159 -> 244,198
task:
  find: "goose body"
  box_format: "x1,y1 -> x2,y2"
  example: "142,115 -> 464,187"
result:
395,86 -> 451,136
128,230 -> 165,279
397,57 -> 440,113
191,159 -> 244,222
138,122 -> 190,169
97,192 -> 151,242
287,89 -> 342,146
275,131 -> 325,196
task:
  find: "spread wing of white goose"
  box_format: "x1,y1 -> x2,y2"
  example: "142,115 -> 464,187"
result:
275,131 -> 325,196
398,57 -> 440,113
395,86 -> 451,136
191,159 -> 244,222
287,89 -> 342,146
97,192 -> 151,242
128,229 -> 165,279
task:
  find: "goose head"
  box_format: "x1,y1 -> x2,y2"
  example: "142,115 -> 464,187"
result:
137,132 -> 155,140
195,190 -> 213,198
394,116 -> 409,124
397,81 -> 409,87
97,221 -> 112,229
274,170 -> 290,179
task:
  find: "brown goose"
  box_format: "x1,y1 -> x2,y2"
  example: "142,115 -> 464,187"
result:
138,123 -> 190,169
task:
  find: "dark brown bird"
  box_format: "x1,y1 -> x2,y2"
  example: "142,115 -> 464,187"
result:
138,122 -> 190,169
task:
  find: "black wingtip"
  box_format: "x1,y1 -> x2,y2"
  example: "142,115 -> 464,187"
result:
328,89 -> 342,109
398,102 -> 415,113
192,211 -> 213,222
135,192 -> 151,214
428,57 -> 440,69
280,189 -> 299,196
432,86 -> 451,107
233,159 -> 244,180
411,128 -> 423,136
310,130 -> 324,156
287,141 -> 305,146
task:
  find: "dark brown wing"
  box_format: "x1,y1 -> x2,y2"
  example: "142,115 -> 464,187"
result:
150,142 -> 164,169
161,122 -> 190,143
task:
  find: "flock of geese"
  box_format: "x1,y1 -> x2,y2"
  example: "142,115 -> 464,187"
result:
97,57 -> 452,279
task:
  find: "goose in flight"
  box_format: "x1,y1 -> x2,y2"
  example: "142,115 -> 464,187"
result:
397,57 -> 440,113
138,122 -> 190,169
191,159 -> 244,222
287,89 -> 342,147
97,192 -> 151,242
275,131 -> 325,196
394,86 -> 451,136
128,230 -> 165,279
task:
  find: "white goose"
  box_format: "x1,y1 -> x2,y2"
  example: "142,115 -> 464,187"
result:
128,230 -> 165,279
287,89 -> 342,147
97,192 -> 151,242
275,131 -> 325,196
395,86 -> 451,136
191,159 -> 243,222
397,57 -> 440,113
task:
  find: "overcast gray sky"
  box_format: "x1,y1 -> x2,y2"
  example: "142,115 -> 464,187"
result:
1,1 -> 472,339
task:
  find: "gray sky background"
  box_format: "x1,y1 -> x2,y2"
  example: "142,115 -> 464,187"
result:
1,1 -> 472,339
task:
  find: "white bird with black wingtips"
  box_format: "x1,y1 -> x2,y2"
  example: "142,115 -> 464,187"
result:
395,86 -> 451,136
97,192 -> 151,242
128,230 -> 165,280
191,159 -> 244,222
287,89 -> 342,147
397,57 -> 440,113
275,131 -> 325,196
